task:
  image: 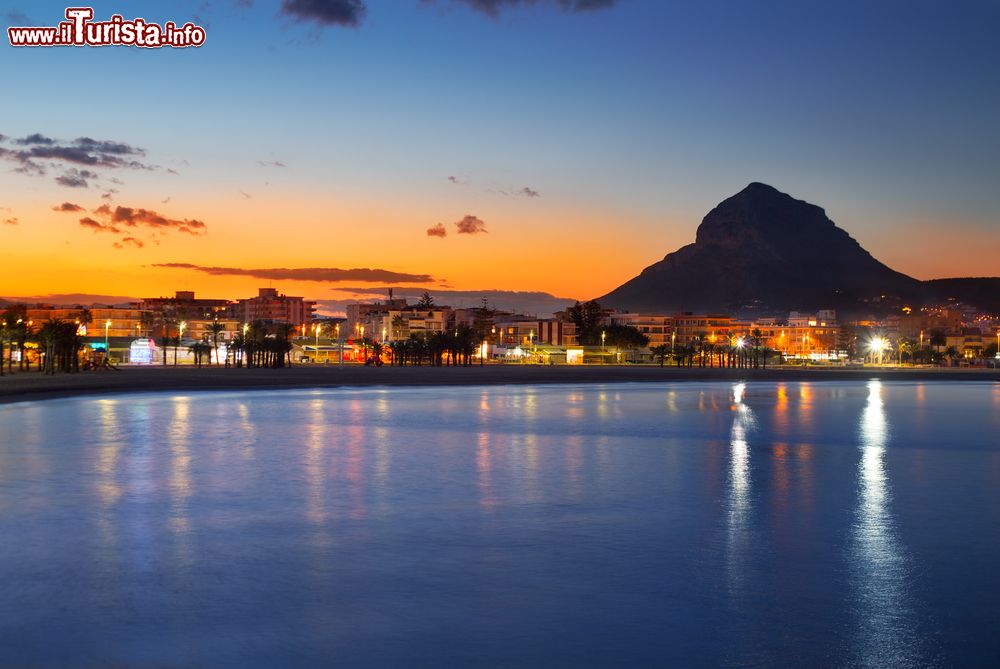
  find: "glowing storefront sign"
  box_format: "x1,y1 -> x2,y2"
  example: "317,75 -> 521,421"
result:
129,338 -> 157,365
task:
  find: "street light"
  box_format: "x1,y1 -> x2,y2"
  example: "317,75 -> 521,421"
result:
867,336 -> 890,366
104,319 -> 112,355
336,323 -> 342,366
314,323 -> 323,363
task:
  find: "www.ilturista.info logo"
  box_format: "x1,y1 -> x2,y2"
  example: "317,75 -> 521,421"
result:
7,7 -> 206,48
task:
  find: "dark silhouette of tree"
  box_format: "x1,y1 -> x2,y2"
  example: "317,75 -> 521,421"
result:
650,344 -> 669,367
567,300 -> 604,345
207,320 -> 225,366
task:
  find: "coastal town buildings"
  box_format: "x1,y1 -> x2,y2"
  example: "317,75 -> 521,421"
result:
236,288 -> 316,325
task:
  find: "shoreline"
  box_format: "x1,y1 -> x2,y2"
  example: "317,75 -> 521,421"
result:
0,364 -> 997,405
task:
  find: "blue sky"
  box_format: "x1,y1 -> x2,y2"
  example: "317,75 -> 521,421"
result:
1,0 -> 998,305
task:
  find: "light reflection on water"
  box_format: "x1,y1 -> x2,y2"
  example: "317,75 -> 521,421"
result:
851,381 -> 923,668
0,382 -> 999,668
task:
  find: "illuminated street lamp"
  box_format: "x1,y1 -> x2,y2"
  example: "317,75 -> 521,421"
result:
867,336 -> 890,366
104,319 -> 112,355
335,323 -> 343,366
313,323 -> 323,363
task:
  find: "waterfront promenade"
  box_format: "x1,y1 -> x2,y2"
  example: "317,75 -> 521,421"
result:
1,364 -> 998,404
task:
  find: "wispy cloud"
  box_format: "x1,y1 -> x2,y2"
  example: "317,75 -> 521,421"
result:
280,0 -> 366,27
3,217 -> 17,226
152,263 -> 436,284
258,159 -> 287,168
113,237 -> 145,250
429,0 -> 620,17
55,168 -> 98,188
52,202 -> 84,212
0,132 -> 156,187
101,205 -> 208,236
79,217 -> 122,234
427,223 -> 448,238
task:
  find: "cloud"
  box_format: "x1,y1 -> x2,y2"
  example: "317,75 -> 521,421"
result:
3,217 -> 17,226
152,263 -> 435,284
259,160 -> 287,168
518,186 -> 540,197
167,168 -> 180,175
52,202 -> 84,212
455,214 -> 488,234
433,0 -> 619,17
0,133 -> 155,184
15,133 -> 54,146
447,175 -> 461,184
107,206 -> 208,235
113,237 -> 145,250
280,0 -> 366,27
427,223 -> 448,238
56,168 -> 99,188
239,189 -> 252,199
79,217 -> 122,234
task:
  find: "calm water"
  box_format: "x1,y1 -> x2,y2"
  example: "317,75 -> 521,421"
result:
1,381 -> 999,667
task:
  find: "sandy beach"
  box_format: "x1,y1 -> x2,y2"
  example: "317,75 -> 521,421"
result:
0,363 -> 997,404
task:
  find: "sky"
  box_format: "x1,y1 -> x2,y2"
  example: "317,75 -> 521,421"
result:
1,0 -> 998,315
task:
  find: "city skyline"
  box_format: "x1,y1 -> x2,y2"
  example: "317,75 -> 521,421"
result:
2,0 -> 999,307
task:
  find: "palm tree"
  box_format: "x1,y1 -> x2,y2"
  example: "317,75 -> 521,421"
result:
77,308 -> 93,333
896,337 -> 913,365
944,346 -> 960,366
650,344 -> 669,367
207,320 -> 225,366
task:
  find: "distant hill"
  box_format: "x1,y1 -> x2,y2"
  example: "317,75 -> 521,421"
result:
922,278 -> 1000,315
600,183 -> 995,316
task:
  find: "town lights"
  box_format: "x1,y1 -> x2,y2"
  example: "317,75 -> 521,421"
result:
104,319 -> 112,353
735,336 -> 745,349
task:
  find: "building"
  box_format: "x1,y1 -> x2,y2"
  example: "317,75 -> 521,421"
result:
237,288 -> 316,325
606,312 -> 673,346
361,307 -> 452,342
345,297 -> 409,335
671,314 -> 740,347
25,305 -> 148,339
140,290 -> 233,321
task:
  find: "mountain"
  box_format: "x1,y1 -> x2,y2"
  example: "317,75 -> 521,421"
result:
600,183 -> 929,315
